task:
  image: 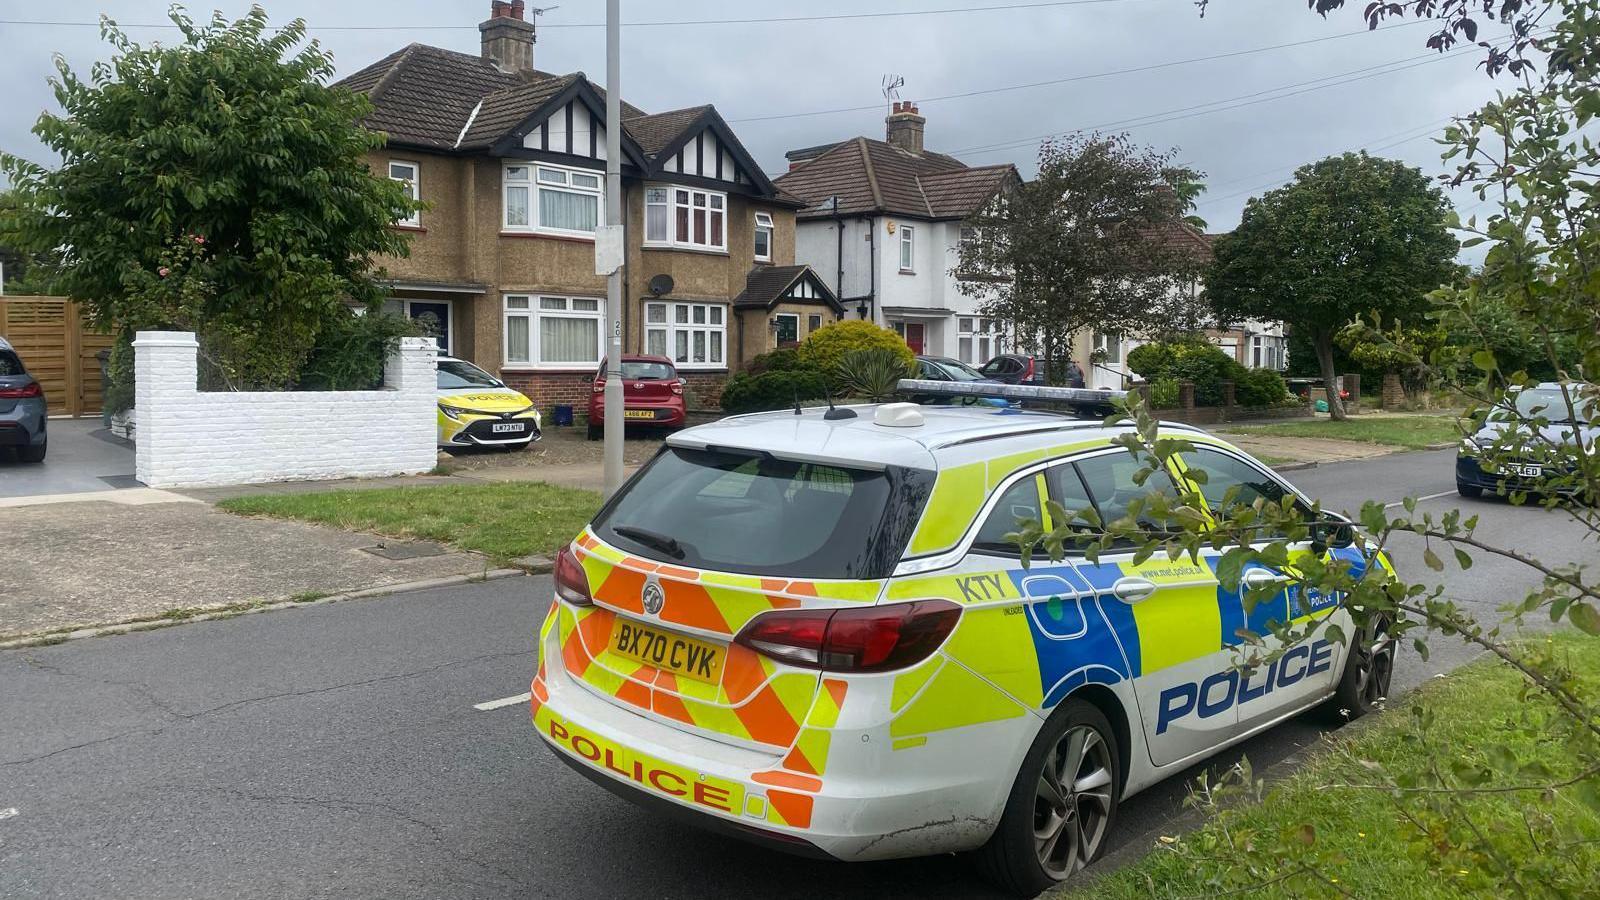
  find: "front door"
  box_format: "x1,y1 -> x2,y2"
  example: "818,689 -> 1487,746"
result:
406,301 -> 452,355
1055,450 -> 1241,767
902,323 -> 926,355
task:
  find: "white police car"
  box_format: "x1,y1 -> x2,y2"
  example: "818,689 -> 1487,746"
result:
530,380 -> 1396,895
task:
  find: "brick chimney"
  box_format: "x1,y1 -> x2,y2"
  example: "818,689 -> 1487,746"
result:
481,1 -> 537,75
885,101 -> 925,155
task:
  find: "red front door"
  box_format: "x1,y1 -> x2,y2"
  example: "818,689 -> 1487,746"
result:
903,323 -> 926,355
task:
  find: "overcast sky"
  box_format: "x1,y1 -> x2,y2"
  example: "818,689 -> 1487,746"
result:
0,0 -> 1514,240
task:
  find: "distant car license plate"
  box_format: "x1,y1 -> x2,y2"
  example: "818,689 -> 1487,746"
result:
624,410 -> 656,420
610,620 -> 725,684
1512,463 -> 1542,478
491,422 -> 526,434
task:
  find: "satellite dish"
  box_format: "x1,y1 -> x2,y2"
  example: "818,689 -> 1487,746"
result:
648,274 -> 675,297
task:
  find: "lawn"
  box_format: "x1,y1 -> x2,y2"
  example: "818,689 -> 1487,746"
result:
1076,632 -> 1600,898
1225,414 -> 1464,451
218,482 -> 603,564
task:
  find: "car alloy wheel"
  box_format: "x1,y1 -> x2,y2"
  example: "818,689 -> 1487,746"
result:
1351,632 -> 1395,711
1033,724 -> 1115,878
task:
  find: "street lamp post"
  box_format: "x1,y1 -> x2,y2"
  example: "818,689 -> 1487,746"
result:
602,0 -> 624,496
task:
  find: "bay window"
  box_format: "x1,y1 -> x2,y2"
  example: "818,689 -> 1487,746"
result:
504,294 -> 604,367
645,301 -> 726,369
389,161 -> 420,227
503,163 -> 603,236
958,317 -> 1007,366
645,186 -> 727,251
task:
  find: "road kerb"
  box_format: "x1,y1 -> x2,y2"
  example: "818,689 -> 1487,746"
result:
0,569 -> 528,651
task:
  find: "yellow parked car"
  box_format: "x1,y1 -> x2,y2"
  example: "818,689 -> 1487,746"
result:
436,357 -> 542,452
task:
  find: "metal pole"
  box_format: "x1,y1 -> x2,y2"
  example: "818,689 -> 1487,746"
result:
602,0 -> 625,497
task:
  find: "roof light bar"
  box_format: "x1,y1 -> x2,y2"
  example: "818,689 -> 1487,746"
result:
896,378 -> 1126,412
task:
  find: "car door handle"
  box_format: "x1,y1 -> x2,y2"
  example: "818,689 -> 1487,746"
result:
1110,577 -> 1157,604
1241,568 -> 1289,591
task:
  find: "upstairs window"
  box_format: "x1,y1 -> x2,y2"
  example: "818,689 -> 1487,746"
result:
645,187 -> 727,252
389,161 -> 420,227
504,163 -> 603,236
754,212 -> 774,261
899,225 -> 916,272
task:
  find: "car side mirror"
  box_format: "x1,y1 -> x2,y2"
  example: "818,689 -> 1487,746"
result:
1310,519 -> 1356,554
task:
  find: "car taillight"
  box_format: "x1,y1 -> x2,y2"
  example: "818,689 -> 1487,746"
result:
671,379 -> 685,396
592,381 -> 605,394
733,600 -> 961,673
554,545 -> 593,606
1022,358 -> 1035,382
0,382 -> 42,399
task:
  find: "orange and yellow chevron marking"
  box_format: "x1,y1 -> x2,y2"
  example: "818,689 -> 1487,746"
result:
752,770 -> 823,792
593,565 -> 648,614
765,790 -> 814,829
659,580 -> 732,633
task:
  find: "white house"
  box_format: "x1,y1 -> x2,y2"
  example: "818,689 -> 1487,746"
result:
775,103 -> 1021,367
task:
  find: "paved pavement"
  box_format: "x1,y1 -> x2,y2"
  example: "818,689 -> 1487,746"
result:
0,419 -> 135,498
2,450 -> 1589,899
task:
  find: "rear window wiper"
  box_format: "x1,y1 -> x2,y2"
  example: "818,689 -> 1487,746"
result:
611,525 -> 685,560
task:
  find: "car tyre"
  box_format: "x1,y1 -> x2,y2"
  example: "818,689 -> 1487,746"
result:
974,698 -> 1120,897
1456,481 -> 1483,498
586,423 -> 602,441
17,440 -> 46,463
1322,618 -> 1395,723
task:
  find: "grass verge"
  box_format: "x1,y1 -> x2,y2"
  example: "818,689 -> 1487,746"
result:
1224,415 -> 1463,450
218,482 -> 603,564
1076,631 -> 1600,898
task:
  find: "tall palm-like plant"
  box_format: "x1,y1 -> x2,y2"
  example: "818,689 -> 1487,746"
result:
835,348 -> 912,402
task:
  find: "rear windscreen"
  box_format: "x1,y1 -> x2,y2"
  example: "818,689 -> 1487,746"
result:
0,352 -> 22,376
620,362 -> 675,381
594,447 -> 933,580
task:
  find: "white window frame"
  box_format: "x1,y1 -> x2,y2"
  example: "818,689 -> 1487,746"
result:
899,225 -> 916,272
754,211 -> 775,261
644,301 -> 727,370
957,316 -> 1006,366
1094,331 -> 1123,364
503,293 -> 605,369
389,160 -> 420,227
502,162 -> 604,237
645,185 -> 728,252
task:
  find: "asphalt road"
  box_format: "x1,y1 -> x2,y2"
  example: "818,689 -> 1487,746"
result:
2,450 -> 1592,899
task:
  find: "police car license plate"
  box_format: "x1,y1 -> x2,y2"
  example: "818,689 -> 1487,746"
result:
611,620 -> 725,684
491,422 -> 525,434
1512,463 -> 1542,478
624,410 -> 655,420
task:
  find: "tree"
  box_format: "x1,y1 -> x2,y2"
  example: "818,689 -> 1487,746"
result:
0,6 -> 420,388
1163,166 -> 1209,230
956,133 -> 1209,384
1207,153 -> 1457,419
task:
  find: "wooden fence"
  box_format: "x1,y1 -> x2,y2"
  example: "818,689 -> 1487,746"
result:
0,297 -> 113,417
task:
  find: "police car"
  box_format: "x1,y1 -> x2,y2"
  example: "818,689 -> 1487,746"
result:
530,381 -> 1395,896
436,357 -> 542,451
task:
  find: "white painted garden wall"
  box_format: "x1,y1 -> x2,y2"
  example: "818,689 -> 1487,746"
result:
133,331 -> 438,488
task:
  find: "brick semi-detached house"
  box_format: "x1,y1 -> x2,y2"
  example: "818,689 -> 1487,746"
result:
339,1 -> 841,411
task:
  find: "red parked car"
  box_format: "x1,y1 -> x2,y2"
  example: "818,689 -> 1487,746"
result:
587,355 -> 688,440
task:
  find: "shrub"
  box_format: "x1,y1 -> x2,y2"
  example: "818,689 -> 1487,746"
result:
1165,344 -> 1248,407
797,321 -> 915,381
745,348 -> 810,377
719,368 -> 831,413
297,307 -> 423,391
835,347 -> 913,401
1127,341 -> 1181,378
1236,367 -> 1290,408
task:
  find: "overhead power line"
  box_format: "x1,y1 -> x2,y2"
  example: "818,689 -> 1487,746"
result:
0,0 -> 1155,32
948,39 -> 1491,159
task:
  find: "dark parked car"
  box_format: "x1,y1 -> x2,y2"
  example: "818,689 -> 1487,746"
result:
978,353 -> 1084,388
0,336 -> 48,463
912,356 -> 1012,407
1457,382 -> 1596,499
587,355 -> 688,440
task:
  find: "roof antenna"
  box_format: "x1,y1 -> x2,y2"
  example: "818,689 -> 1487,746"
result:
823,391 -> 857,421
794,389 -> 802,416
882,74 -> 906,113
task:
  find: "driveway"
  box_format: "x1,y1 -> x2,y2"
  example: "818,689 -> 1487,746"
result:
0,418 -> 137,498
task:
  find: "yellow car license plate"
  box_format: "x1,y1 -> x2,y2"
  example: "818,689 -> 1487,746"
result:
611,620 -> 725,684
624,410 -> 655,420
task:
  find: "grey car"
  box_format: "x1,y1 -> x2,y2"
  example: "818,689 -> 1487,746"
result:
0,336 -> 48,463
1457,382 -> 1596,498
